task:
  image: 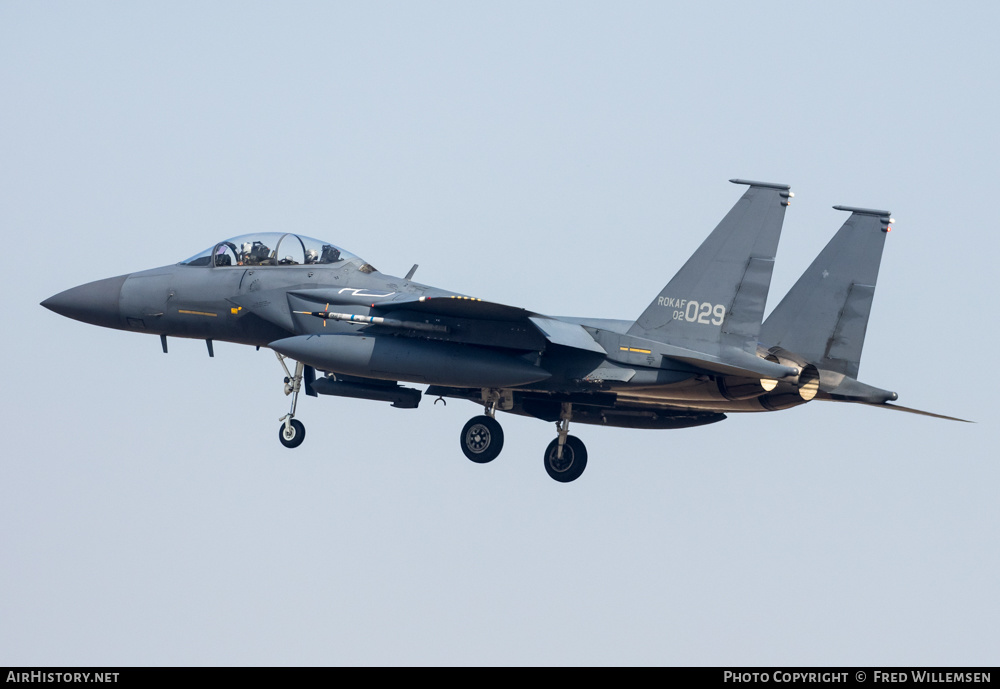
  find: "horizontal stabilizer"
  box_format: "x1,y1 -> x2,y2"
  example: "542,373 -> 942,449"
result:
816,373 -> 897,404
861,402 -> 973,423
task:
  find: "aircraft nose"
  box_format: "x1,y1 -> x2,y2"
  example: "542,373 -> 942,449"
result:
41,274 -> 128,330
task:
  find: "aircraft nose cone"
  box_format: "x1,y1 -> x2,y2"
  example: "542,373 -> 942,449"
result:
41,274 -> 128,329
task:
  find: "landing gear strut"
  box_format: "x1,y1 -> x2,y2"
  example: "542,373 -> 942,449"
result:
276,352 -> 306,448
460,389 -> 504,463
544,402 -> 587,483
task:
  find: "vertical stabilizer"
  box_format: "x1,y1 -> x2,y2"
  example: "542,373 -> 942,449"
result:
628,179 -> 791,356
760,206 -> 893,378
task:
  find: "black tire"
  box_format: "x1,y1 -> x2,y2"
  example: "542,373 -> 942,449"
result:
279,419 -> 306,448
544,435 -> 587,483
460,415 -> 504,463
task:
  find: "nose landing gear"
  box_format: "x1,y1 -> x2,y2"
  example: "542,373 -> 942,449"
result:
279,418 -> 306,448
276,352 -> 306,448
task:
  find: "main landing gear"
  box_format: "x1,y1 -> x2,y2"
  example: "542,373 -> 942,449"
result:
543,402 -> 587,483
461,415 -> 504,463
459,396 -> 588,483
460,389 -> 504,463
276,352 -> 306,448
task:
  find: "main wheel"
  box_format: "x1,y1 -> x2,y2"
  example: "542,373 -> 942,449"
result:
544,435 -> 588,483
461,415 -> 504,463
279,419 -> 306,448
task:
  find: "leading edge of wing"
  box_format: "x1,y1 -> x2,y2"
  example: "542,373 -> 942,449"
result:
289,289 -> 613,355
290,289 -> 536,322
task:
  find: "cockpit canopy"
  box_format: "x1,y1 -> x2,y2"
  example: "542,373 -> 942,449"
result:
180,233 -> 367,269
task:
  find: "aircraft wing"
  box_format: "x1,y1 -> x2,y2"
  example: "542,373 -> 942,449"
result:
288,289 -> 533,321
287,289 -> 607,355
378,295 -> 533,322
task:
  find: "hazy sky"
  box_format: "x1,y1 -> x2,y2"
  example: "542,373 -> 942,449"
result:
2,1 -> 997,666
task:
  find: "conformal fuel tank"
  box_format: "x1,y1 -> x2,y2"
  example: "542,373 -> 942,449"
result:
270,334 -> 551,388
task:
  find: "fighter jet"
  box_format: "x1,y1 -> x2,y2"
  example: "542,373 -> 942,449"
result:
41,179 -> 966,482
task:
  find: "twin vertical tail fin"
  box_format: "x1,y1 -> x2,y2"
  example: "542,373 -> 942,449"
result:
624,182 -> 967,419
760,206 -> 893,379
628,179 -> 792,358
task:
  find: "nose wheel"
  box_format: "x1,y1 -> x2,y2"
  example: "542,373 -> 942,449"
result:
279,418 -> 306,448
275,352 -> 307,449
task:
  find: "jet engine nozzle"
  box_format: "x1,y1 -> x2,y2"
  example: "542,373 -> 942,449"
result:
715,376 -> 779,401
757,347 -> 822,408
